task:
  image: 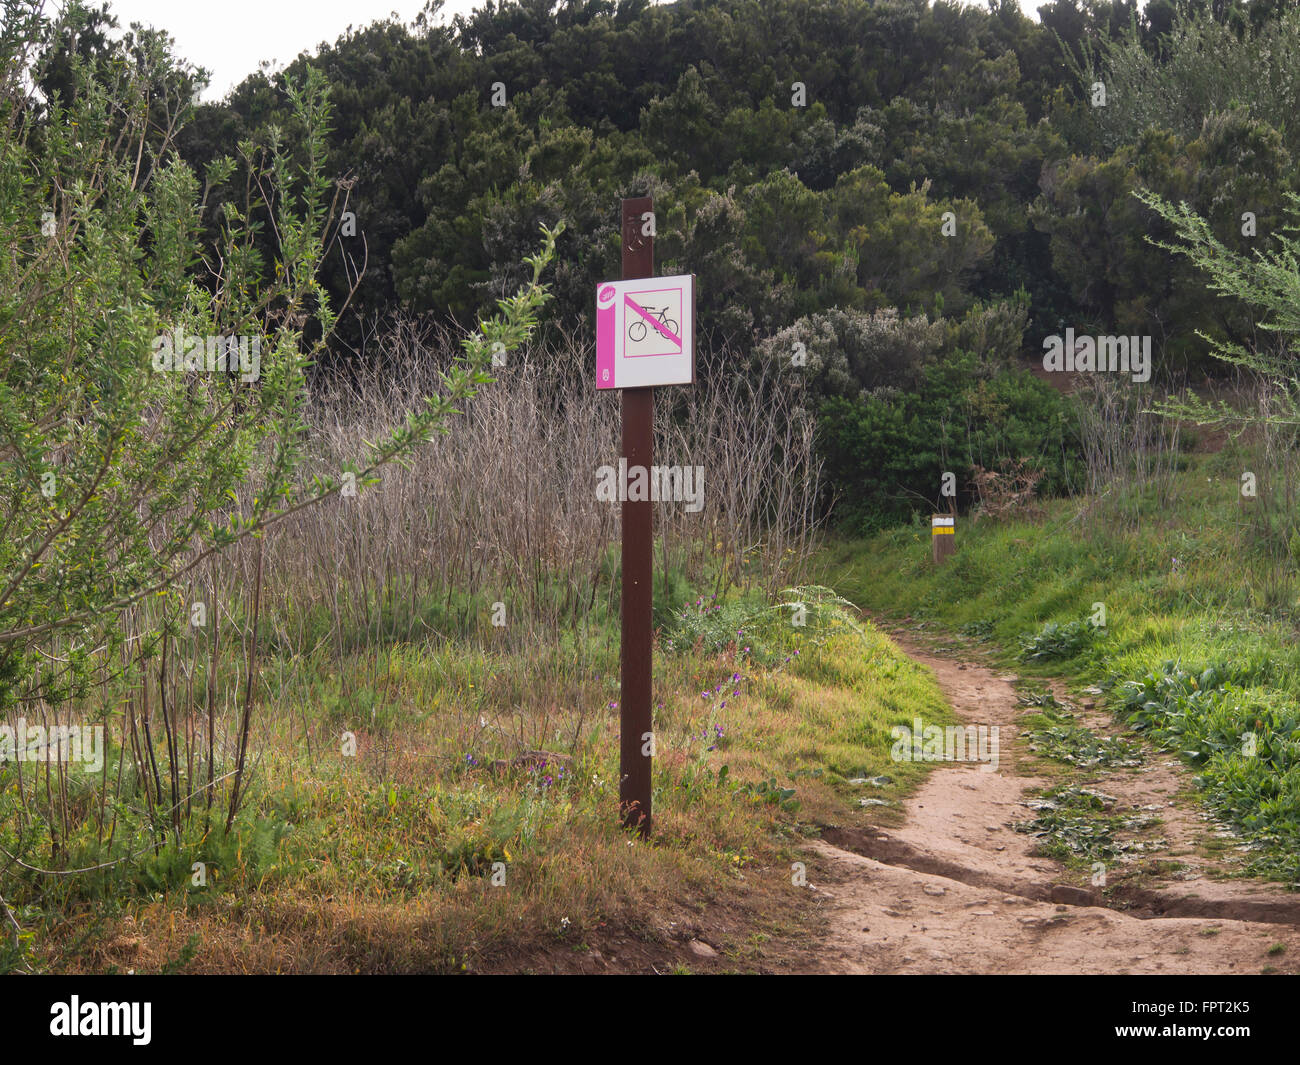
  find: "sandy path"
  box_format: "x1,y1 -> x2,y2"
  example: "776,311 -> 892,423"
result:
806,630 -> 1300,974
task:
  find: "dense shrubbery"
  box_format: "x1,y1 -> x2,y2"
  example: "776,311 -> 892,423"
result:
145,0 -> 1300,384
28,0 -> 1300,532
816,355 -> 1082,532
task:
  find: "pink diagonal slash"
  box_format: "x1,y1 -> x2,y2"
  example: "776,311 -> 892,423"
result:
624,294 -> 682,349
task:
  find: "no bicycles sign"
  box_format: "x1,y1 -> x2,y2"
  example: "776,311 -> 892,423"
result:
595,274 -> 695,389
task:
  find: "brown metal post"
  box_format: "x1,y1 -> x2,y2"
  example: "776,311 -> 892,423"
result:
619,196 -> 654,836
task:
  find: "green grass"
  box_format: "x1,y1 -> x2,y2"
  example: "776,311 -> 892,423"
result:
819,445 -> 1300,885
2,578 -> 951,973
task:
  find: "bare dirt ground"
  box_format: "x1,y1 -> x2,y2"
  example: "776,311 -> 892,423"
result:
804,627 -> 1300,974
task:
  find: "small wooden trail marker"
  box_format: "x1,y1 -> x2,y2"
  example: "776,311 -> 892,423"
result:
932,513 -> 955,564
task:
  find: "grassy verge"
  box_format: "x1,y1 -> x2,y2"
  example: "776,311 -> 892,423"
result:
3,585 -> 949,973
818,443 -> 1300,886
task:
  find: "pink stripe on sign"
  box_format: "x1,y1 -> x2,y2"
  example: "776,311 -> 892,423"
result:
596,293 -> 616,387
624,295 -> 682,349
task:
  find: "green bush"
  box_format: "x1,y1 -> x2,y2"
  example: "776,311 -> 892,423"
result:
817,354 -> 1082,533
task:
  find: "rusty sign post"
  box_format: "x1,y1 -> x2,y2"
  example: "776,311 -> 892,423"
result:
619,196 -> 654,836
595,198 -> 696,837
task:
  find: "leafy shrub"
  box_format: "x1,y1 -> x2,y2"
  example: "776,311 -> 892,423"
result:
1117,661 -> 1297,768
1117,660 -> 1300,882
1018,619 -> 1103,661
817,353 -> 1081,533
660,594 -> 763,656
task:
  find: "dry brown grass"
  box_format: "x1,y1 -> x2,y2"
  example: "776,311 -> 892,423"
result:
240,328 -> 823,646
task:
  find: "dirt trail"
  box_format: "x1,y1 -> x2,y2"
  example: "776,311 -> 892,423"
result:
806,629 -> 1300,974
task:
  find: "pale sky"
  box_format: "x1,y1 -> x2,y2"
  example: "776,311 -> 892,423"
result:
91,0 -> 486,100
85,0 -> 1041,103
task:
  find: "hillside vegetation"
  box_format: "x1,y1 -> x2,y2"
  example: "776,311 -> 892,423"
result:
7,0 -> 1300,974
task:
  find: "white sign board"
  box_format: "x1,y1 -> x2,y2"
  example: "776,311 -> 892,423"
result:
596,274 -> 695,389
